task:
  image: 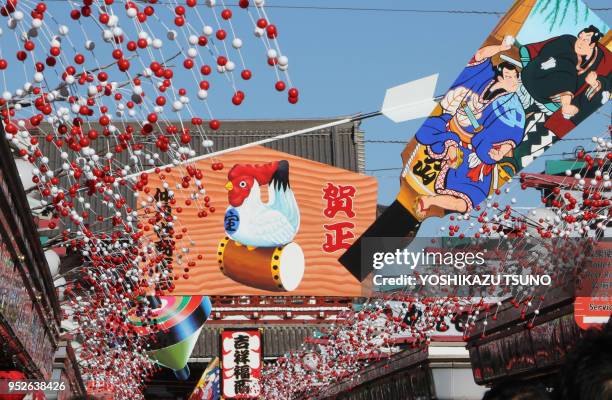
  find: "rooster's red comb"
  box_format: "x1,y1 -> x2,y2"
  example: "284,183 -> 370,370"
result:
228,161 -> 280,185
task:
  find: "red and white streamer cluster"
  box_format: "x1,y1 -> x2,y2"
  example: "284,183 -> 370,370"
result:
262,296 -> 482,399
0,0 -> 297,397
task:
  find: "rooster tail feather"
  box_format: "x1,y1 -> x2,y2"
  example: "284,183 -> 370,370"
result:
270,160 -> 290,191
266,160 -> 300,232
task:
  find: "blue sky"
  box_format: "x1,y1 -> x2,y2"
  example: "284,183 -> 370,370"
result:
206,0 -> 609,206
2,0 -> 610,211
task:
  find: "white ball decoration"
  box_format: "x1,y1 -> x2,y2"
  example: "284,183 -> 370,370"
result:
172,100 -> 183,111
102,30 -> 113,42
232,38 -> 243,49
107,15 -> 119,27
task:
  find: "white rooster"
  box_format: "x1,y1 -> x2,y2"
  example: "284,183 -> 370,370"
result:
223,160 -> 300,249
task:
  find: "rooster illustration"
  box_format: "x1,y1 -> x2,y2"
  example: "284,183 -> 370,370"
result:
223,160 -> 300,249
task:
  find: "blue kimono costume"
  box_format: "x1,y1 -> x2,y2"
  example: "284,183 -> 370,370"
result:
415,58 -> 525,210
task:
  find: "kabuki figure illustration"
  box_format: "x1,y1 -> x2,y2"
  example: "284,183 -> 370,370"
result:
520,25 -> 611,136
415,38 -> 526,216
412,24 -> 611,218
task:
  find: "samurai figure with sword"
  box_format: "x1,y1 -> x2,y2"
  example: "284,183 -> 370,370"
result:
414,39 -> 526,216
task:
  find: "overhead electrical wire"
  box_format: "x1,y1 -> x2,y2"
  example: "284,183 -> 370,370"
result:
40,1 -> 612,14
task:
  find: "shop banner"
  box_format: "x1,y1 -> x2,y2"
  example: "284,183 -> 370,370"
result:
141,145 -> 377,295
221,329 -> 262,399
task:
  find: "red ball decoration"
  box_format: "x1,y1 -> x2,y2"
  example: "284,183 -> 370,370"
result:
275,81 -> 286,92
239,0 -> 249,8
209,119 -> 220,130
221,9 -> 232,20
117,58 -> 130,71
266,24 -> 278,39
241,69 -> 252,80
256,18 -> 267,28
216,29 -> 227,40
288,88 -> 299,98
216,56 -> 227,66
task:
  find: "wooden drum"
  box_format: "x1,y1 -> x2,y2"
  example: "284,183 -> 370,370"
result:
217,237 -> 305,292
